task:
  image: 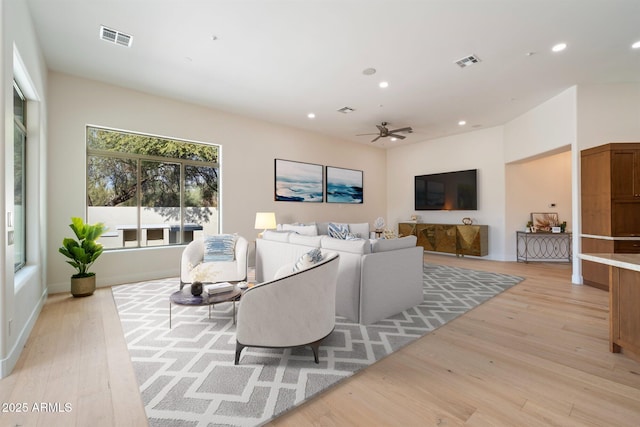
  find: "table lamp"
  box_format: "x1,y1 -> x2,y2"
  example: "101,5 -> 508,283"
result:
254,212 -> 276,238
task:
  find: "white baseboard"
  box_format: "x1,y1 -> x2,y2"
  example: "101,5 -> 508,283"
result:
0,288 -> 47,379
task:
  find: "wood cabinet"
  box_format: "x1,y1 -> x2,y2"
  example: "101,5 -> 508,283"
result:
398,223 -> 488,257
581,143 -> 640,289
611,149 -> 640,199
610,265 -> 640,362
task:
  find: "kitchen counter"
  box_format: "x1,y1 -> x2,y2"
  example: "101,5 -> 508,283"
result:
579,253 -> 640,272
579,253 -> 640,362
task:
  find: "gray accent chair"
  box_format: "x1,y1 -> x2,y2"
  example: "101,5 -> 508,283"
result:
235,252 -> 340,365
180,235 -> 249,290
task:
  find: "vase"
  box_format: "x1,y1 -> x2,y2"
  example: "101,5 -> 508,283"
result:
191,281 -> 203,296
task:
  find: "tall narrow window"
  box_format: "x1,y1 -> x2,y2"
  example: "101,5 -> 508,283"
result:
86,126 -> 219,249
13,82 -> 26,271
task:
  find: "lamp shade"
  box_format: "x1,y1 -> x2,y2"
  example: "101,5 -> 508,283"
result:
254,212 -> 276,230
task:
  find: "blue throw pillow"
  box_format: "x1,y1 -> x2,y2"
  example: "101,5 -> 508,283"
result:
328,222 -> 349,239
203,234 -> 237,262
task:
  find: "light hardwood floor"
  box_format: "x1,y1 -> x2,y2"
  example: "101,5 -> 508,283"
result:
2,255 -> 640,426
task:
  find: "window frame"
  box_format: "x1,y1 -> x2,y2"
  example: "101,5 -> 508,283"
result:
13,81 -> 27,272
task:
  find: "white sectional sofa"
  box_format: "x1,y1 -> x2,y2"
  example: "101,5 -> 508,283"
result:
255,222 -> 424,325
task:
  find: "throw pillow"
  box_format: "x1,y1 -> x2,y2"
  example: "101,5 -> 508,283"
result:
328,222 -> 349,239
203,234 -> 237,262
293,247 -> 323,272
280,223 -> 318,236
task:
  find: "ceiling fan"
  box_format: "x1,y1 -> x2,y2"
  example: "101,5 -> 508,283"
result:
357,122 -> 413,143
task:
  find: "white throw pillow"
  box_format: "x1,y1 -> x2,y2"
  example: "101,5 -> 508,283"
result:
293,247 -> 323,272
281,223 -> 318,236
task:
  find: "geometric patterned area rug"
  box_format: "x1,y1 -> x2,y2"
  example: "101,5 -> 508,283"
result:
111,263 -> 523,427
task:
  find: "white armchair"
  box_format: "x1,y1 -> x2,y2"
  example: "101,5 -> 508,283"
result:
180,235 -> 249,289
235,252 -> 340,365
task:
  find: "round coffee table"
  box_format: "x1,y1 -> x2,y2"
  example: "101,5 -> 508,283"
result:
169,284 -> 242,328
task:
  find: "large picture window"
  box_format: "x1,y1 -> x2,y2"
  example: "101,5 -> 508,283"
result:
86,126 -> 219,249
13,82 -> 26,271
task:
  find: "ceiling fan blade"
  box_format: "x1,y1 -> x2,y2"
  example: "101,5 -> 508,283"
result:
389,127 -> 412,134
371,136 -> 381,143
356,132 -> 379,136
376,124 -> 387,132
388,133 -> 406,139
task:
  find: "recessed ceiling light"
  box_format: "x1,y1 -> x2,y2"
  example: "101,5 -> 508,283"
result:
552,43 -> 567,52
379,81 -> 389,88
362,67 -> 377,75
390,137 -> 398,142
632,40 -> 640,49
458,120 -> 467,126
307,113 -> 315,119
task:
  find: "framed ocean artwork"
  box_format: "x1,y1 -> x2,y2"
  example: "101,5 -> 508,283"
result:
274,159 -> 324,202
326,166 -> 363,204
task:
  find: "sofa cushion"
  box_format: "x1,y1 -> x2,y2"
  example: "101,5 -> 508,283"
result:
371,235 -> 418,253
321,235 -> 371,254
289,233 -> 323,247
203,234 -> 237,262
279,223 -> 318,236
262,230 -> 291,242
293,247 -> 323,272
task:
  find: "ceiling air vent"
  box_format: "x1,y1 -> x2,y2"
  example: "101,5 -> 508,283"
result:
100,26 -> 133,47
455,54 -> 481,68
337,106 -> 355,114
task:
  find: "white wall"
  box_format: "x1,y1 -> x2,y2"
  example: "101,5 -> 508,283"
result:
505,150 -> 572,260
576,83 -> 640,150
504,87 -> 577,164
386,127 -> 507,260
1,0 -> 49,378
47,72 -> 387,292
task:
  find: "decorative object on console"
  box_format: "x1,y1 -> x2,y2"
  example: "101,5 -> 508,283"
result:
326,166 -> 363,204
462,217 -> 473,225
383,228 -> 398,239
374,217 -> 385,238
531,212 -> 559,232
254,212 -> 276,238
274,158 -> 323,202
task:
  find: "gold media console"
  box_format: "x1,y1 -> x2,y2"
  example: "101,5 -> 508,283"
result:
398,223 -> 488,257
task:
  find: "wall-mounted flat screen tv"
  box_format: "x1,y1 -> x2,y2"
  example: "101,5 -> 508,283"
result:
415,169 -> 478,210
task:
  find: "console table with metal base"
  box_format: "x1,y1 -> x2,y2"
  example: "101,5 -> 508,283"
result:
516,231 -> 572,262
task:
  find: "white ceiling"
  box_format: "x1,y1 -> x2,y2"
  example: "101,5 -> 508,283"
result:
25,0 -> 640,147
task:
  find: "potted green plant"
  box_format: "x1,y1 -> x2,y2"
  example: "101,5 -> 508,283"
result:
59,217 -> 107,297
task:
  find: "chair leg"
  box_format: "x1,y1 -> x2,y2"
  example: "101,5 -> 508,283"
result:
235,342 -> 245,365
309,339 -> 323,364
